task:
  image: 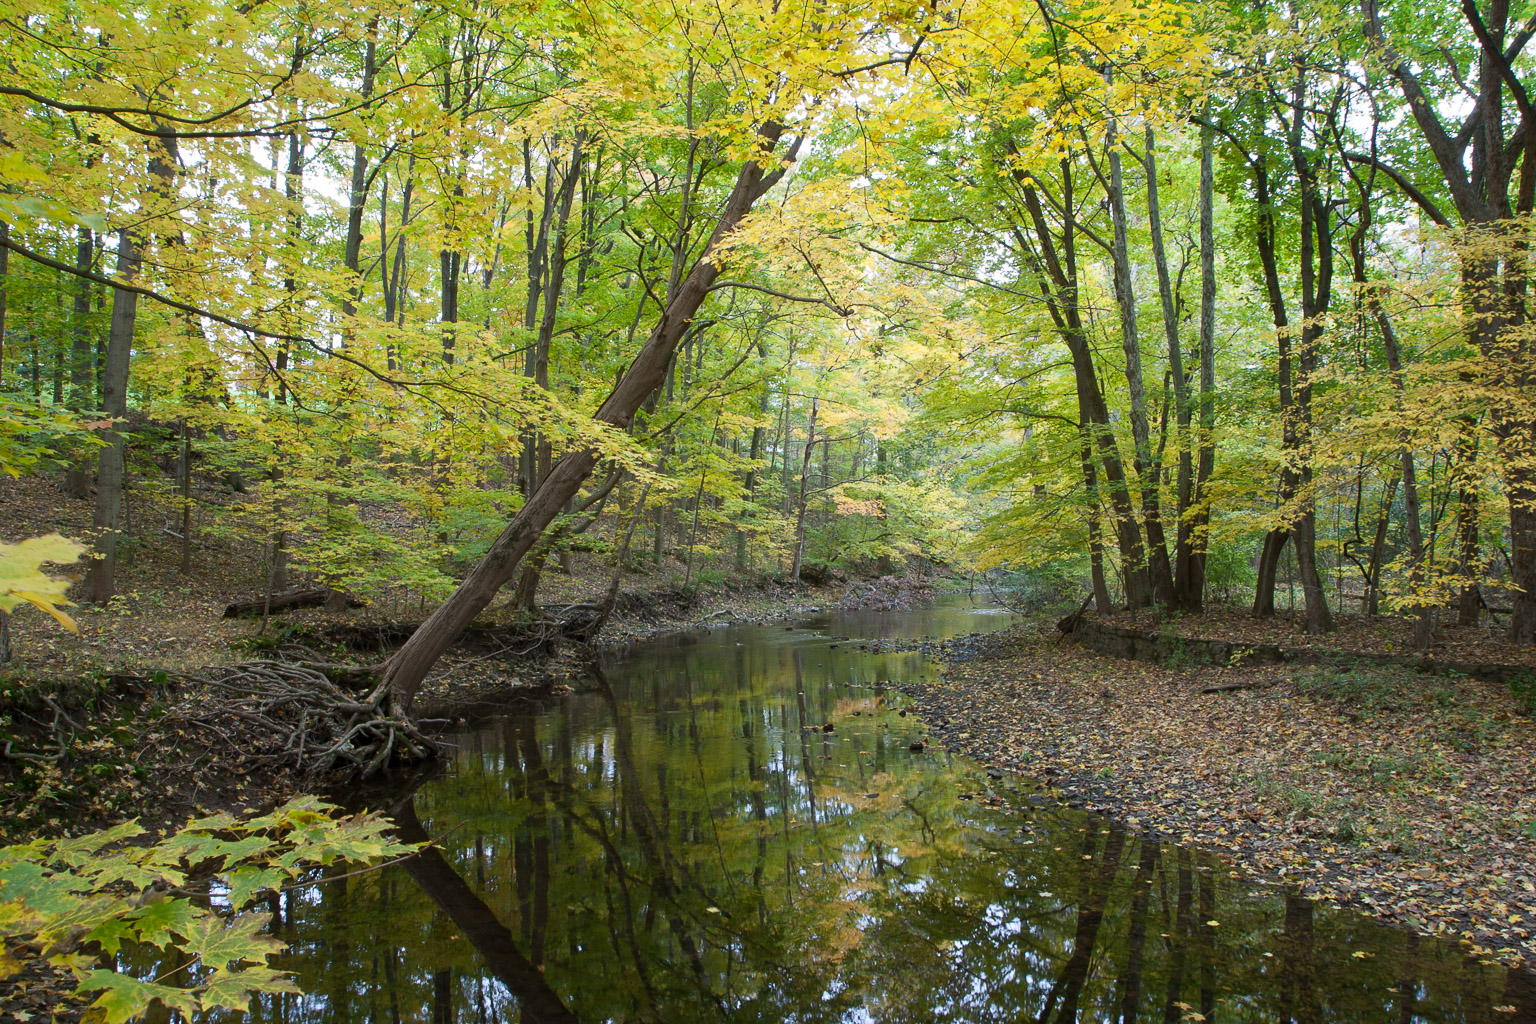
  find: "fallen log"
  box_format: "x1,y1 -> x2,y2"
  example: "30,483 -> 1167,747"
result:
1201,680 -> 1279,694
1056,594 -> 1095,635
223,588 -> 362,619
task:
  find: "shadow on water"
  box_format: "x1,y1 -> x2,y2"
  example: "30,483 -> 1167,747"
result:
212,595 -> 1536,1022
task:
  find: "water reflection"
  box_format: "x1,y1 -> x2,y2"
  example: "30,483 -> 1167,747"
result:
234,598 -> 1535,1023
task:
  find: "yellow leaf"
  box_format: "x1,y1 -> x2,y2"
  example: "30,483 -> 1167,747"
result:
0,535 -> 85,632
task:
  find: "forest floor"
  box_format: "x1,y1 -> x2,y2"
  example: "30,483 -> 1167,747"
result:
1101,603 -> 1536,668
900,617 -> 1536,968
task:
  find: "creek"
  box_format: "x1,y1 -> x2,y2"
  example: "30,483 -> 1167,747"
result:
243,594 -> 1533,1021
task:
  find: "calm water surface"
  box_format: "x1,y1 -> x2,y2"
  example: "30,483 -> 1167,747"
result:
239,595 -> 1535,1022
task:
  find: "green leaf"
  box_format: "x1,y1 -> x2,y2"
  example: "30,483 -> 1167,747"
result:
224,864 -> 288,909
199,965 -> 299,1010
179,912 -> 284,971
0,860 -> 51,899
125,898 -> 202,949
76,970 -> 201,1024
53,821 -> 147,865
145,832 -> 274,872
147,830 -> 236,868
80,852 -> 185,891
83,917 -> 138,956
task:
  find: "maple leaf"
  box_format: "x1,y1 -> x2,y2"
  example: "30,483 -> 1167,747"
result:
0,535 -> 86,632
199,965 -> 299,1009
178,912 -> 285,971
76,971 -> 201,1024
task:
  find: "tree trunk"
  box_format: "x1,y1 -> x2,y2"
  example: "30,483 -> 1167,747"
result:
1452,433 -> 1481,626
1186,111 -> 1219,610
1345,148 -> 1429,639
83,231 -> 140,604
512,136 -> 586,607
737,353 -> 771,573
1285,75 -> 1335,636
1106,115 -> 1175,605
274,130 -> 303,404
1082,441 -> 1113,612
340,24 -> 377,330
1017,170 -> 1150,607
1146,127 -> 1196,609
178,417 -> 192,574
1364,473 -> 1398,617
1246,96 -> 1331,632
1363,1 -> 1536,640
0,219 -> 9,380
64,228 -> 96,498
379,126 -> 790,713
1253,528 -> 1287,618
790,397 -> 818,582
874,439 -> 893,576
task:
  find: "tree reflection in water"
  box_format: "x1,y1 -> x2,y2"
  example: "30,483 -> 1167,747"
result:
232,607 -> 1534,1024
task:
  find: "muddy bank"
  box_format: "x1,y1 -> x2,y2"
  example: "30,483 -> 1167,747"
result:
900,624 -> 1536,967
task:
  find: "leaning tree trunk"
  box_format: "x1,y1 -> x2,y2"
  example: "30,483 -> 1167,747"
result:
1015,175 -> 1149,607
379,126 -> 789,714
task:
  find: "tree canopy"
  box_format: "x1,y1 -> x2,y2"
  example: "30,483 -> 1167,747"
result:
3,0 -> 1536,691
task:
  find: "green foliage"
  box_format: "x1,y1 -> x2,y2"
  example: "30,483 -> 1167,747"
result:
0,797 -> 414,1021
1202,532 -> 1259,606
0,395 -> 108,480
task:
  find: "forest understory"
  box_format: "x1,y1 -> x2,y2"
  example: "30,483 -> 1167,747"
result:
902,619 -> 1536,969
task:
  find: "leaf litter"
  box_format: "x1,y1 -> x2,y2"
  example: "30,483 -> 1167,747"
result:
899,622 -> 1536,968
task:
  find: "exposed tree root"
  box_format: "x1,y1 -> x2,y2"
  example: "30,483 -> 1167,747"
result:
156,605 -> 610,781
161,660 -> 440,782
